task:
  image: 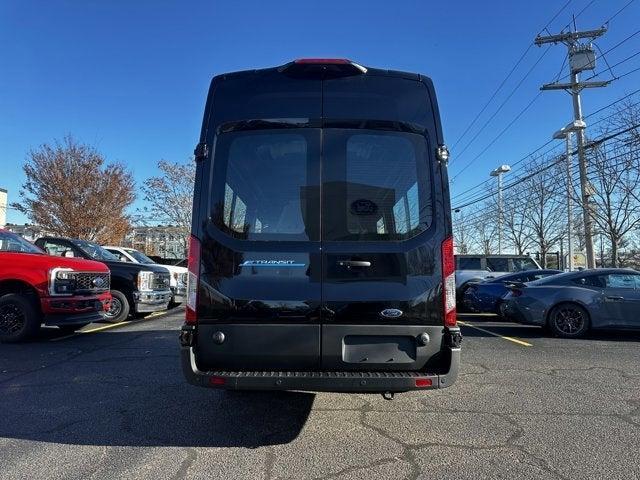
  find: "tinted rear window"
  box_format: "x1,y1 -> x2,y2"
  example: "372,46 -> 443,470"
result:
210,128 -> 432,242
211,129 -> 320,241
322,130 -> 432,241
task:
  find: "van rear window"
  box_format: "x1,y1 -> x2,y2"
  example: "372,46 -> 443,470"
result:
210,128 -> 432,242
322,130 -> 432,241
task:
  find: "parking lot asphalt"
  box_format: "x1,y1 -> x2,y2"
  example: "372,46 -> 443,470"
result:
1,310 -> 639,480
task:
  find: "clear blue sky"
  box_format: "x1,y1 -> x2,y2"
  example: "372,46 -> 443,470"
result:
2,0 -> 639,224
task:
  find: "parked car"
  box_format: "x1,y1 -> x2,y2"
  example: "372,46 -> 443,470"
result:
103,246 -> 187,305
0,229 -> 111,342
456,254 -> 541,291
455,254 -> 542,310
503,268 -> 640,338
181,58 -> 461,395
462,269 -> 562,314
35,237 -> 172,323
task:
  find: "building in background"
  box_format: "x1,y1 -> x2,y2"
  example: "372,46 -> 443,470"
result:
0,188 -> 7,228
123,225 -> 188,260
4,223 -> 46,241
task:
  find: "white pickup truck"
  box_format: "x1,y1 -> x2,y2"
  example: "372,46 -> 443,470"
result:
103,246 -> 188,305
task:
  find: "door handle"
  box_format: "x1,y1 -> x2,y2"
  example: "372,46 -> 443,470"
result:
605,295 -> 624,301
338,260 -> 371,268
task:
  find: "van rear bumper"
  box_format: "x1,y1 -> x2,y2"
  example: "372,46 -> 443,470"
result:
180,344 -> 460,393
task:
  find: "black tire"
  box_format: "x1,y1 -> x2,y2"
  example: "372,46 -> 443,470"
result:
58,323 -> 89,333
0,293 -> 41,343
104,289 -> 131,323
548,303 -> 590,338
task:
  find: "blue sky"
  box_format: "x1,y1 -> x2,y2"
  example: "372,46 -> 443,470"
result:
2,0 -> 639,224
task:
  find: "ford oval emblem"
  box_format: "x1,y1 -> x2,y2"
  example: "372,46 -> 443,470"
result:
381,308 -> 403,318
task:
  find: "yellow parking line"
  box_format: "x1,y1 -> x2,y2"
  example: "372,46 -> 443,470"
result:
458,320 -> 533,347
50,308 -> 180,342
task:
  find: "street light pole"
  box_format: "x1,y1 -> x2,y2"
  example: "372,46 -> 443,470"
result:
564,132 -> 574,271
490,165 -> 511,255
553,120 -> 586,271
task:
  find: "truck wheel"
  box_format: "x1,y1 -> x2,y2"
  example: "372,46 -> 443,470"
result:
548,303 -> 590,338
0,293 -> 41,343
104,290 -> 130,323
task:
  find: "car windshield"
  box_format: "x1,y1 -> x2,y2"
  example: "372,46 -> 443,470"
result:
126,249 -> 155,264
72,239 -> 120,261
512,257 -> 539,271
0,231 -> 43,254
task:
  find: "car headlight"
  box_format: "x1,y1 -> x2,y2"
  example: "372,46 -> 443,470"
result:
137,271 -> 154,291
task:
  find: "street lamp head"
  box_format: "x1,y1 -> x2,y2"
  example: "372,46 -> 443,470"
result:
553,120 -> 587,139
490,164 -> 511,176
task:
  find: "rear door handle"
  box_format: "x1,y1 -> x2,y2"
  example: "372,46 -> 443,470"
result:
605,295 -> 624,301
338,260 -> 371,268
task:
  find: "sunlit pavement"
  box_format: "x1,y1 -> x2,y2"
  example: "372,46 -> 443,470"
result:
1,310 -> 639,479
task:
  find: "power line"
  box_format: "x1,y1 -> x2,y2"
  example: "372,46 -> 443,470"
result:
451,91 -> 544,181
450,0 -> 574,151
450,88 -> 640,203
452,123 -> 640,211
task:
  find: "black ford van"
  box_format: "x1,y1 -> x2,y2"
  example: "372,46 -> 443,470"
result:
181,59 -> 461,394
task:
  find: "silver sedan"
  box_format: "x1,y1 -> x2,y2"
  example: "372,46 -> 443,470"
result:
502,268 -> 640,338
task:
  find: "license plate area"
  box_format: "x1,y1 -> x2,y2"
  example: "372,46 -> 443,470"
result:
343,335 -> 416,364
321,325 -> 444,371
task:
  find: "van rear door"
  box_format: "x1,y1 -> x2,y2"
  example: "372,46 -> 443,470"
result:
318,75 -> 447,372
193,127 -> 323,371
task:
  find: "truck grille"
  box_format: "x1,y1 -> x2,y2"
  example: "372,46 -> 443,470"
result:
72,272 -> 110,293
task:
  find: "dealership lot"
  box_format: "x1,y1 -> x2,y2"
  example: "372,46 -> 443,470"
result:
1,310 -> 639,480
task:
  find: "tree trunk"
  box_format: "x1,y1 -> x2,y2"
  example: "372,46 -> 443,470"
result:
610,235 -> 619,268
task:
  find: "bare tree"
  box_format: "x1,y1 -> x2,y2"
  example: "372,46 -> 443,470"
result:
13,135 -> 135,244
502,183 -> 534,255
453,211 -> 471,254
470,202 -> 498,255
587,140 -> 640,267
521,162 -> 565,267
141,159 -> 195,257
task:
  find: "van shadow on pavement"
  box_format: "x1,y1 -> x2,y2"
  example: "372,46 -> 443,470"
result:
0,329 -> 315,448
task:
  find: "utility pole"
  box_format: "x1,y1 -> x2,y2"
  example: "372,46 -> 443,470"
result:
553,120 -> 586,271
490,165 -> 511,254
535,24 -> 609,269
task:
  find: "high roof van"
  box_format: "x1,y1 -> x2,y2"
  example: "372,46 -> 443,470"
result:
180,59 -> 461,395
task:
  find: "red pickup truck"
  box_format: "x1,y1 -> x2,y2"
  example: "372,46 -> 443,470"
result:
0,229 -> 112,342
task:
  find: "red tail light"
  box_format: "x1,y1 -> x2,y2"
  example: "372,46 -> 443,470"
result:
185,235 -> 201,325
209,376 -> 226,386
415,378 -> 433,387
441,236 -> 457,327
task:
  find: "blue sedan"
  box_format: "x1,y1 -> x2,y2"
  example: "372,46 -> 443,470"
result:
462,269 -> 562,314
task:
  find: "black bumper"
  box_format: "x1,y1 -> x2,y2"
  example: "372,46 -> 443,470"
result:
44,310 -> 105,326
180,344 -> 460,393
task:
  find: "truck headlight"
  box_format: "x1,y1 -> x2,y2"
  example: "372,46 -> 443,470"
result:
49,268 -> 76,295
137,271 -> 154,292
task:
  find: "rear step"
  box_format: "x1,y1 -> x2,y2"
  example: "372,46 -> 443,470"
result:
209,370 -> 432,378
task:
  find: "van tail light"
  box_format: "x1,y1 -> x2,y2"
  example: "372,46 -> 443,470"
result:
415,378 -> 433,387
185,235 -> 201,325
441,236 -> 457,327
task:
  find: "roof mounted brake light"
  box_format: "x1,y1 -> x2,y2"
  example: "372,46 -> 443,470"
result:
294,58 -> 351,65
282,58 -> 367,77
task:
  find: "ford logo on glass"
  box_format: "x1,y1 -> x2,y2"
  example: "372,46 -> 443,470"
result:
380,308 -> 403,318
